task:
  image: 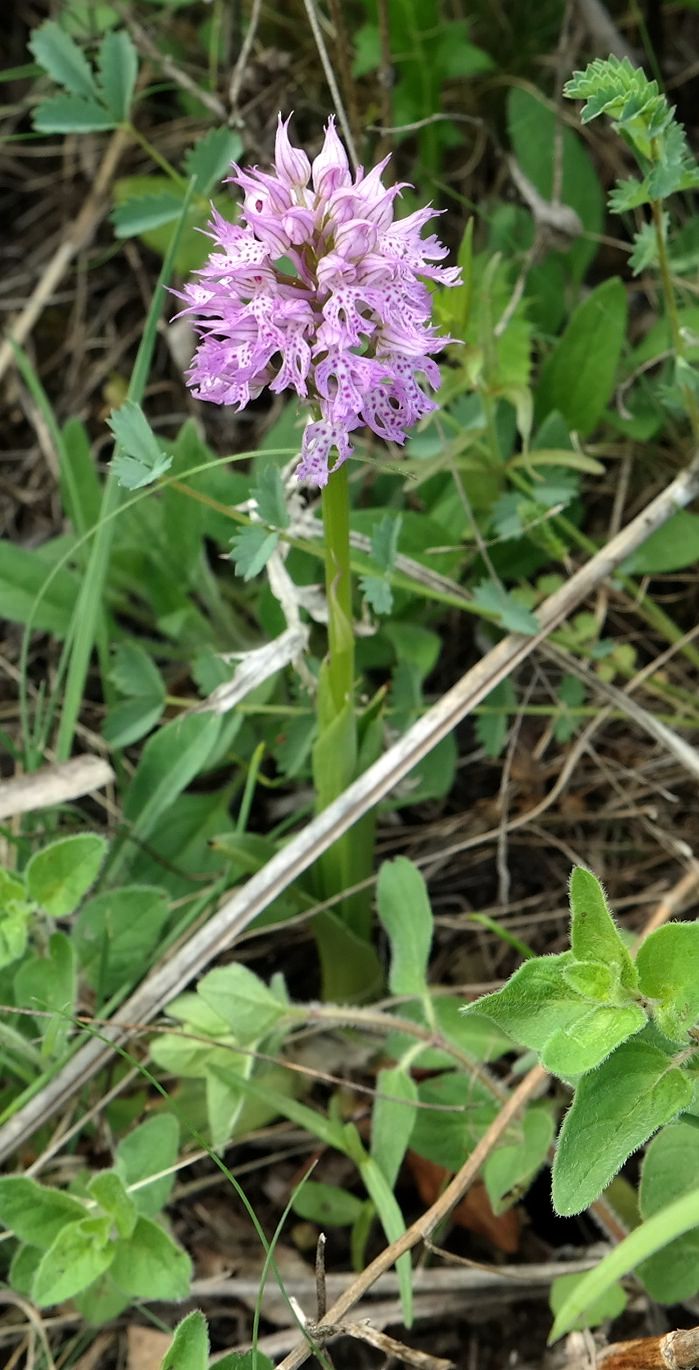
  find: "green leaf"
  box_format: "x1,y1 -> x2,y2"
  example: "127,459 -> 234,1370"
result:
629,217 -> 663,276
104,641 -> 166,747
0,538 -> 80,635
370,514 -> 401,572
115,1113 -> 180,1217
229,525 -> 279,580
638,1120 -> 699,1302
549,1183 -> 699,1341
507,86 -> 603,280
75,885 -> 170,997
552,1039 -> 692,1216
252,464 -> 289,529
111,1216 -> 191,1300
214,1355 -> 275,1370
88,1171 -> 137,1239
111,193 -> 184,237
0,870 -> 32,970
541,1002 -> 646,1079
464,953 -> 577,1054
34,96 -> 117,133
350,1139 -> 411,1320
621,510 -> 699,574
109,400 -> 173,489
25,833 -> 107,917
97,30 -> 137,121
549,1271 -> 627,1331
291,1181 -> 364,1227
360,574 -> 393,615
484,1104 -> 555,1214
636,923 -> 699,1042
371,1067 -> 418,1188
0,1176 -> 86,1248
29,21 -> 97,98
183,127 -> 243,196
568,867 -> 638,990
535,278 -> 628,436
122,712 -> 221,846
472,580 -> 539,635
32,1217 -> 114,1306
197,964 -> 287,1045
377,857 -> 433,997
160,1311 -> 209,1370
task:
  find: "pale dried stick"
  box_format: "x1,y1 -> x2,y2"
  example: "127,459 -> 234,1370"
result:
300,0 -> 359,169
0,127 -> 130,384
0,756 -> 115,822
0,451 -> 698,1163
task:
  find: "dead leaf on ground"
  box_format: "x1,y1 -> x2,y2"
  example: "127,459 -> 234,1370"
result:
127,1325 -> 172,1370
406,1153 -> 521,1254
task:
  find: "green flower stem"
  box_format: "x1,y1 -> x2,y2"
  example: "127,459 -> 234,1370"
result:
312,462 -> 381,1000
321,461 -> 355,714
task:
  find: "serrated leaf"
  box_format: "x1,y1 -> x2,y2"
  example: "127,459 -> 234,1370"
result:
34,95 -> 117,133
25,833 -> 107,917
252,464 -> 289,528
568,867 -> 638,990
229,525 -> 279,580
629,218 -> 662,276
111,193 -> 184,237
636,923 -> 699,1042
109,400 -> 172,489
552,1039 -> 692,1216
0,1176 -> 86,1248
97,30 -> 137,121
183,127 -> 243,196
360,574 -> 393,615
32,1217 -> 114,1306
197,964 -> 286,1045
377,857 -> 433,998
110,1216 -> 191,1300
370,513 -> 401,572
29,21 -> 97,98
638,1120 -> 699,1302
160,1311 -> 209,1370
472,580 -> 539,635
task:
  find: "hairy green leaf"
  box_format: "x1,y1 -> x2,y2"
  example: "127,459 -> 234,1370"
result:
25,833 -> 107,917
552,1040 -> 692,1216
637,923 -> 699,1042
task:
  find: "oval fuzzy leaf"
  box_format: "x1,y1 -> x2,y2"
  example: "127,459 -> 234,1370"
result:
568,867 -> 638,989
25,833 -> 107,917
0,1176 -> 86,1248
110,1215 -> 191,1301
32,1217 -> 114,1306
197,964 -> 286,1045
535,278 -> 628,436
160,1311 -> 209,1370
636,923 -> 699,1042
291,1181 -> 364,1227
552,1040 -> 692,1216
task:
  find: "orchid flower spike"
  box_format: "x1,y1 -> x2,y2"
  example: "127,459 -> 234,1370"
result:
174,112 -> 461,487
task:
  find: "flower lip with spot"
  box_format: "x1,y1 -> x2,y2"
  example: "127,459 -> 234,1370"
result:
174,112 -> 461,486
